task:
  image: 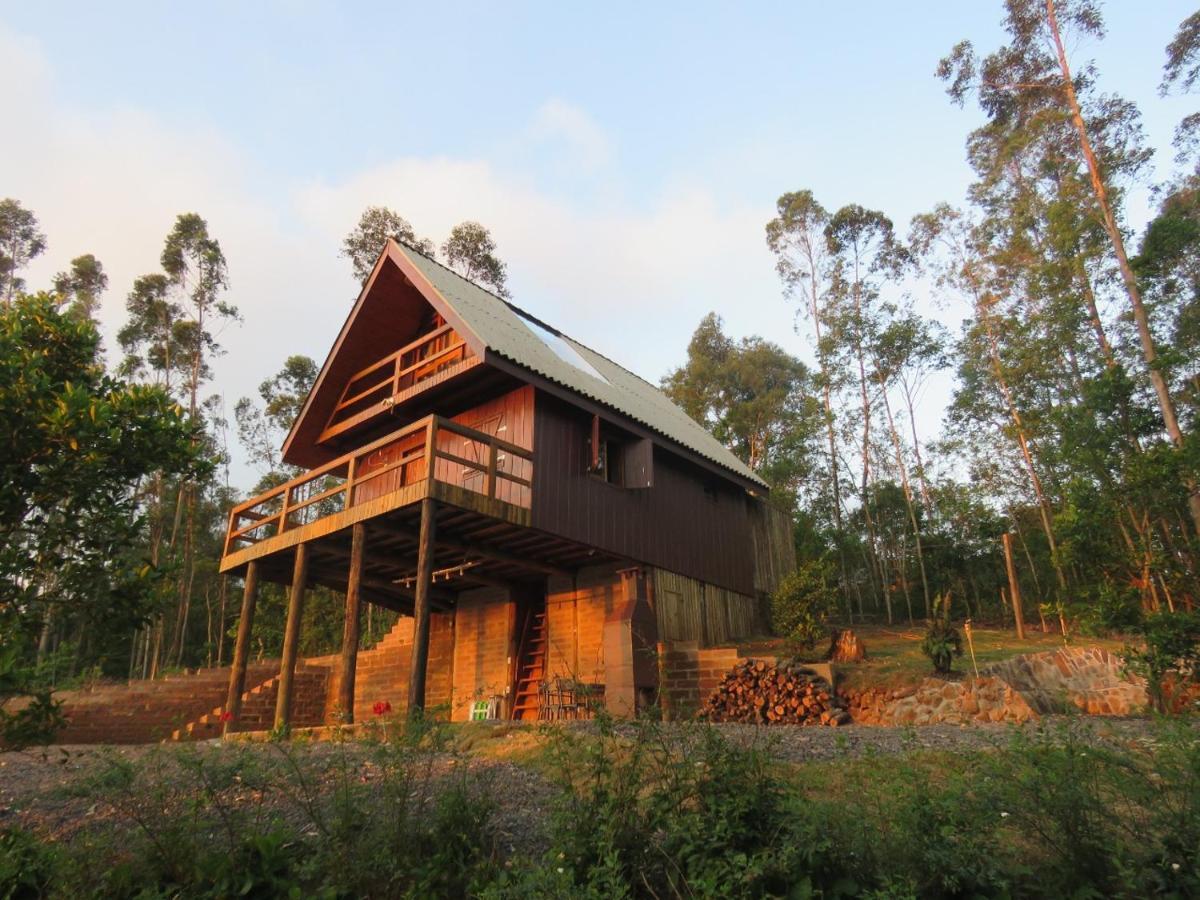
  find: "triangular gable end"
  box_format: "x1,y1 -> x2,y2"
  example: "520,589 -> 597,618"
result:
281,240 -> 489,469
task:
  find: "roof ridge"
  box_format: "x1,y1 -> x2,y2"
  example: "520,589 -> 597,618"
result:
394,240 -> 666,397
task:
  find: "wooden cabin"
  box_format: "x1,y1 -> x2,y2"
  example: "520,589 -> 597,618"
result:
219,239 -> 794,728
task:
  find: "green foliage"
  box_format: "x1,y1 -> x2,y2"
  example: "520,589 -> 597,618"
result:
920,597 -> 963,674
0,198 -> 46,302
0,827 -> 58,899
0,293 -> 203,684
342,205 -> 437,281
51,254 -> 108,324
1124,611 -> 1200,713
663,313 -> 821,506
770,561 -> 837,649
441,221 -> 510,298
8,722 -> 1200,897
497,718 -> 852,900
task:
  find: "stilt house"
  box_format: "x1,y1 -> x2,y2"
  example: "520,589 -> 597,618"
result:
219,240 -> 794,728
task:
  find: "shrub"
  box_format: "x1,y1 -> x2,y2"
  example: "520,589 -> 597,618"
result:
770,561 -> 838,650
920,594 -> 962,674
1124,610 -> 1200,713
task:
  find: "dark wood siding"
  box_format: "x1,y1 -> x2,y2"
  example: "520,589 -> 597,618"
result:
531,392 -> 756,595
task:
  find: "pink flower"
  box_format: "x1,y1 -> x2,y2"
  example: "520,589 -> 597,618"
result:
373,701 -> 392,716
219,711 -> 234,723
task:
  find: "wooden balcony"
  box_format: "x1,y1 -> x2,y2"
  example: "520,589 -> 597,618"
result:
220,414 -> 532,573
319,323 -> 481,444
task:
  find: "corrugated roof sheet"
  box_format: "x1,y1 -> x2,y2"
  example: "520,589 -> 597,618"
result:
400,247 -> 767,489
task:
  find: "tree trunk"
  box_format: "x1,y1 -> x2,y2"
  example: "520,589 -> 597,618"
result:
1047,0 -> 1200,538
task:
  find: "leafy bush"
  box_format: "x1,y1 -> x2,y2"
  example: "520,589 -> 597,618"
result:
770,560 -> 838,650
0,643 -> 64,751
0,827 -> 58,899
920,594 -> 962,674
1124,610 -> 1200,713
9,721 -> 1200,897
488,716 -> 855,899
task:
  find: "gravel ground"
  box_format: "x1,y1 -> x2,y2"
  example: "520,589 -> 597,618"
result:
0,716 -> 1181,853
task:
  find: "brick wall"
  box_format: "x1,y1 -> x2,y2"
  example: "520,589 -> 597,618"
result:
450,586 -> 513,721
49,662 -> 280,744
544,564 -> 623,686
656,642 -> 754,720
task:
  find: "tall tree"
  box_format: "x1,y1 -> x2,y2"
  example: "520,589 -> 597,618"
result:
0,199 -> 46,304
342,206 -> 436,282
663,313 -> 819,505
766,192 -> 845,532
0,294 -> 201,683
442,221 -> 510,298
235,355 -> 318,485
53,254 -> 108,323
825,204 -> 905,620
940,0 -> 1200,539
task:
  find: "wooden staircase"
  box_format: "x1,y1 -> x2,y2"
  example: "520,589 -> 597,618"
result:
510,603 -> 547,720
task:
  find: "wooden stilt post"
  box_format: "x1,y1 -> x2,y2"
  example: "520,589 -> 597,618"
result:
1002,533 -> 1026,640
338,523 -> 366,724
275,543 -> 309,731
223,561 -> 259,737
407,498 -> 437,715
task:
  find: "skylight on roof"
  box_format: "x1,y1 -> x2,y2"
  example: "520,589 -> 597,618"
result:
520,315 -> 610,385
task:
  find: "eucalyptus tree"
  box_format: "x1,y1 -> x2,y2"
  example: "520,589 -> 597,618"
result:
442,221 -> 510,298
824,205 -> 906,620
52,254 -> 108,323
0,199 -> 46,304
1161,11 -> 1200,164
342,206 -> 436,282
870,311 -> 945,616
911,204 -> 1070,595
941,0 -> 1200,539
118,214 -> 238,672
235,354 -> 318,487
766,192 -> 846,534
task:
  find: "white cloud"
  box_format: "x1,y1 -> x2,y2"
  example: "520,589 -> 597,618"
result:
526,98 -> 613,172
3,25 -> 800,490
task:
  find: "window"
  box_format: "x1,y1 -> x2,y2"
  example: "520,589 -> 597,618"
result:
587,421 -> 652,489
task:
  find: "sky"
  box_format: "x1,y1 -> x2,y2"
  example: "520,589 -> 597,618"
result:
3,1 -> 1196,490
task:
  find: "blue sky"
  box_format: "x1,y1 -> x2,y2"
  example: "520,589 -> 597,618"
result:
3,2 -> 1196,488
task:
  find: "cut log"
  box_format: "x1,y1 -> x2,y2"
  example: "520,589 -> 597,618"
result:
698,658 -> 847,727
828,629 -> 867,663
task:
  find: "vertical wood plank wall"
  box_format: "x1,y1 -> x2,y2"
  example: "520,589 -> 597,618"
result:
433,385 -> 534,508
652,569 -> 764,646
355,385 -> 534,507
531,394 -> 756,596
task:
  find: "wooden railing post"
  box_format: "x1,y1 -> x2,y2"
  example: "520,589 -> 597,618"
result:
424,417 -> 437,489
223,561 -> 259,737
278,485 -> 291,536
275,543 -> 309,731
223,509 -> 238,558
487,439 -> 498,499
346,455 -> 357,509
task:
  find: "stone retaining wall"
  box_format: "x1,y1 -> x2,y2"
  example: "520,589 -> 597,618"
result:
982,647 -> 1147,716
842,677 -> 1036,726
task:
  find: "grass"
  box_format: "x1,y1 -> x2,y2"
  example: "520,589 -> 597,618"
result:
744,622 -> 1129,692
4,716 -> 1199,898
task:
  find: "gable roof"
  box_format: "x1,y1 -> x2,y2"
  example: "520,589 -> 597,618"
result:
283,240 -> 767,491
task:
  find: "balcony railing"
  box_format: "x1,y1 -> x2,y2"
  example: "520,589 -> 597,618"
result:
224,414 -> 533,558
319,324 -> 477,443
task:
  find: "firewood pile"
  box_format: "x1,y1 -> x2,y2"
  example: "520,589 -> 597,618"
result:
699,658 -> 850,726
